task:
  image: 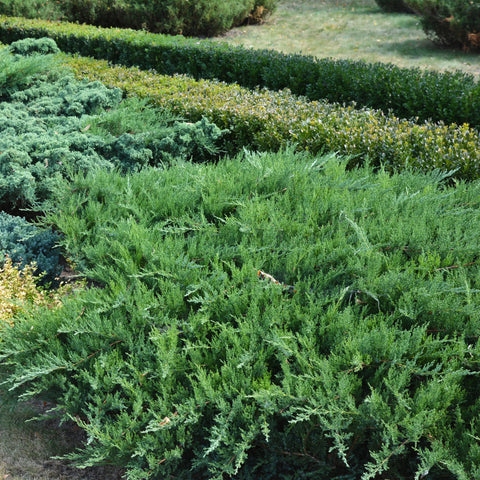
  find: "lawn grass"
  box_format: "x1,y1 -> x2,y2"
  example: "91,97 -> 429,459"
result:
212,0 -> 480,77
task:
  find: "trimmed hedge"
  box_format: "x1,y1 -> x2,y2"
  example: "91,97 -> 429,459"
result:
61,54 -> 480,180
0,16 -> 479,128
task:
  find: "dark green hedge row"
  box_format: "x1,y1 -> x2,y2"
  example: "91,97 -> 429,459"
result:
0,16 -> 479,128
0,0 -> 277,37
62,54 -> 480,180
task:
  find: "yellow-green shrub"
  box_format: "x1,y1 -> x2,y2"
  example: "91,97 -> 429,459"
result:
0,258 -> 57,325
63,54 -> 480,180
0,257 -> 82,327
1,17 -> 480,128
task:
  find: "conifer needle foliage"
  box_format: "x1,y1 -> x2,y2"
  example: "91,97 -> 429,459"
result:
2,151 -> 480,479
0,212 -> 60,282
0,43 -> 225,211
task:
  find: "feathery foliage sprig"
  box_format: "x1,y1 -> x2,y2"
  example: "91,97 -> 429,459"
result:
2,151 -> 480,479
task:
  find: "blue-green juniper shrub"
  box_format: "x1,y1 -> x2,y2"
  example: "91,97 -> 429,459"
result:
0,212 -> 60,282
9,36 -> 60,56
0,50 -> 225,210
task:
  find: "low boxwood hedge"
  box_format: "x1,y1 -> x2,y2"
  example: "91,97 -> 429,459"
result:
0,16 -> 479,128
62,54 -> 480,180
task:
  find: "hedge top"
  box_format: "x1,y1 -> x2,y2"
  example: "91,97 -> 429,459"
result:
0,15 -> 479,129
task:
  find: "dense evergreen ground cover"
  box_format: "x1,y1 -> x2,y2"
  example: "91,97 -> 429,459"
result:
3,150 -> 480,479
0,44 -> 224,212
1,28 -> 480,480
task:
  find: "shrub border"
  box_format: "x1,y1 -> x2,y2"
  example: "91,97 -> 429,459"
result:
60,54 -> 480,180
0,15 -> 479,128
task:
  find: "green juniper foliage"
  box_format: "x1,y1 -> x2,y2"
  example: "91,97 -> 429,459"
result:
0,212 -> 60,281
83,97 -> 226,166
0,68 -> 121,209
0,0 -> 277,36
3,151 -> 480,479
406,0 -> 480,50
0,0 -> 63,22
9,36 -> 60,56
0,48 -> 225,210
0,43 -> 59,99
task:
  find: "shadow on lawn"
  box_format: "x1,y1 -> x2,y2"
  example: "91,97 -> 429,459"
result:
0,391 -> 125,480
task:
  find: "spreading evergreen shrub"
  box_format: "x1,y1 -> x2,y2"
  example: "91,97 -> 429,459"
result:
0,212 -> 60,281
3,152 -> 480,479
9,36 -> 60,55
87,97 -> 226,166
0,42 -> 60,99
0,0 -> 276,36
406,0 -> 480,50
0,16 -> 479,127
0,50 -> 225,209
0,0 -> 63,21
63,55 -> 480,181
0,65 -> 121,208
